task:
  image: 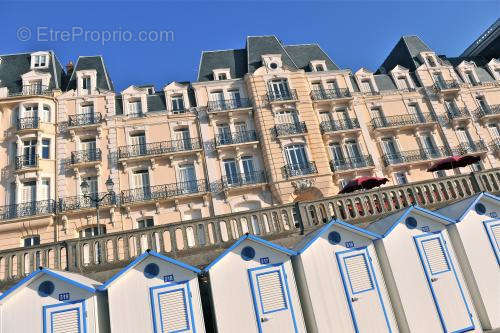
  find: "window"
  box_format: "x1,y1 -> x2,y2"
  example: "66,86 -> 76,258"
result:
23,139 -> 37,165
320,112 -> 332,123
41,139 -> 50,159
433,73 -> 445,88
276,110 -> 298,124
228,90 -> 242,106
82,76 -> 91,92
315,64 -> 324,71
174,128 -> 191,149
81,138 -> 97,152
218,73 -> 227,80
24,236 -> 40,247
434,170 -> 446,178
223,159 -> 238,184
79,226 -> 106,238
80,103 -> 94,115
133,169 -> 150,189
476,97 -> 489,113
40,179 -> 50,201
465,71 -> 476,85
397,76 -> 409,89
23,104 -> 38,118
22,181 -> 36,203
33,55 -> 47,68
83,176 -> 98,196
395,171 -> 408,185
488,123 -> 500,138
138,218 -> 154,229
217,124 -> 231,144
269,79 -> 290,98
427,56 -> 437,67
360,79 -> 373,93
40,105 -> 50,122
381,138 -> 399,161
330,142 -> 345,167
284,144 -> 308,167
179,164 -> 197,192
241,156 -> 255,180
456,127 -> 473,146
234,122 -> 247,133
128,99 -> 142,117
421,134 -> 439,157
171,95 -> 185,113
311,82 -> 322,91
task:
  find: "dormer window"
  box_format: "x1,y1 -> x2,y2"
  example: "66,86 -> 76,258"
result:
464,71 -> 477,85
213,68 -> 231,81
171,95 -> 185,113
426,56 -> 437,67
33,55 -> 47,68
147,88 -> 154,95
397,76 -> 409,90
360,79 -> 374,93
128,99 -> 142,117
82,76 -> 91,93
315,65 -> 325,72
218,73 -> 227,80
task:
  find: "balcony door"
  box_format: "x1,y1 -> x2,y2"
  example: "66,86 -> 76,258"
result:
130,132 -> 146,156
408,104 -> 425,123
174,128 -> 191,150
23,104 -> 38,119
22,181 -> 36,204
228,90 -> 242,107
397,76 -> 409,90
421,134 -> 440,158
488,123 -> 500,139
241,156 -> 255,183
217,124 -> 231,144
330,142 -> 345,167
345,140 -> 362,166
476,97 -> 489,113
211,91 -> 225,110
285,144 -> 308,169
444,100 -> 458,116
276,110 -> 298,124
336,109 -> 351,127
23,139 -> 37,166
433,73 -> 446,88
327,79 -> 340,95
270,79 -> 290,99
381,138 -> 399,163
179,164 -> 197,193
370,107 -> 386,126
81,138 -> 97,160
133,170 -> 150,199
456,127 -> 474,148
79,103 -> 94,124
223,159 -> 238,185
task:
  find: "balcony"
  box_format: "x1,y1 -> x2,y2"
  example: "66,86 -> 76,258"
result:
282,162 -> 317,179
207,98 -> 251,112
222,171 -> 267,189
446,107 -> 470,122
69,149 -> 102,166
59,192 -> 117,213
121,179 -> 207,205
117,138 -> 202,161
0,200 -> 55,220
274,122 -> 307,138
215,130 -> 258,147
310,88 -> 352,102
473,105 -> 500,120
15,154 -> 39,171
7,85 -> 51,97
451,140 -> 488,155
370,113 -> 436,130
16,117 -> 39,131
320,119 -> 360,134
489,138 -> 500,154
434,80 -> 460,93
382,148 -> 448,167
266,89 -> 298,103
68,113 -> 103,128
330,155 -> 374,172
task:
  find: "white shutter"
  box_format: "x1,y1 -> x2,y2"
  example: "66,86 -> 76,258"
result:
158,289 -> 189,332
491,224 -> 500,247
344,254 -> 373,294
422,237 -> 450,275
51,308 -> 80,333
256,270 -> 287,313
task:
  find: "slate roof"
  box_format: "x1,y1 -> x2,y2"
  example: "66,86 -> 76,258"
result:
0,51 -> 64,94
197,36 -> 340,82
146,92 -> 166,112
461,19 -> 500,59
378,35 -> 432,73
374,74 -> 397,91
65,56 -> 114,91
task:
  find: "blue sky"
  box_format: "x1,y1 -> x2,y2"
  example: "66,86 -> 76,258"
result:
0,1 -> 497,91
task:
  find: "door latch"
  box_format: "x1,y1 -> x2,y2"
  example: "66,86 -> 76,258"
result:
261,317 -> 269,323
431,277 -> 438,282
351,297 -> 359,302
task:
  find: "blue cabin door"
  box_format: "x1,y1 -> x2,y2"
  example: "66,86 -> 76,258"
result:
149,281 -> 196,333
336,248 -> 392,332
248,264 -> 298,333
43,300 -> 86,333
414,233 -> 474,332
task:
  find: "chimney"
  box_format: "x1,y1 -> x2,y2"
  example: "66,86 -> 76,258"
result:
66,61 -> 74,75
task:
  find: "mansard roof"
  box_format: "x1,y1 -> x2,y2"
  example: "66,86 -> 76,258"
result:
0,51 -> 64,94
65,55 -> 114,91
378,35 -> 432,73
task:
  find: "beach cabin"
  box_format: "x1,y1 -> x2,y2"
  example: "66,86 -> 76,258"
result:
366,206 -> 481,333
204,234 -> 306,333
293,219 -> 398,333
435,192 -> 500,330
98,250 -> 205,333
0,268 -> 108,333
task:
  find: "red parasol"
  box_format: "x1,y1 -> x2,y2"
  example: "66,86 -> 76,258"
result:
427,155 -> 481,172
339,176 -> 389,194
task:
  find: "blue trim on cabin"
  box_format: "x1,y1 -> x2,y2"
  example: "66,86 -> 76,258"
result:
204,234 -> 296,272
0,268 -> 95,303
98,250 -> 201,291
42,299 -> 87,333
255,269 -> 288,314
413,232 -> 475,333
335,246 -> 392,333
343,253 -> 374,295
453,192 -> 500,223
247,263 -> 299,333
296,218 -> 382,254
149,280 -> 197,333
483,218 -> 500,265
420,237 -> 451,275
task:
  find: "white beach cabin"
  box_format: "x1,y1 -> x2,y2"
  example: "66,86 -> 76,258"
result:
366,205 -> 482,333
0,268 -> 108,333
293,219 -> 398,333
435,192 -> 500,330
204,234 -> 306,333
98,250 -> 205,333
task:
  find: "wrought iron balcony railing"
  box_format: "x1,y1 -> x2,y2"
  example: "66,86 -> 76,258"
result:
68,113 -> 103,127
451,140 -> 487,155
0,199 -> 56,220
215,130 -> 258,146
17,117 -> 39,131
267,89 -> 298,102
320,119 -> 360,133
330,155 -> 374,172
70,149 -> 102,165
310,88 -> 351,101
274,122 -> 307,137
434,80 -> 460,91
117,138 -> 201,159
8,85 -> 50,97
446,107 -> 470,120
207,98 -> 251,112
382,148 -> 448,167
370,113 -> 436,129
58,192 -> 117,212
489,138 -> 500,153
121,179 -> 207,204
15,154 -> 39,170
473,105 -> 500,119
221,171 -> 267,189
282,162 -> 317,178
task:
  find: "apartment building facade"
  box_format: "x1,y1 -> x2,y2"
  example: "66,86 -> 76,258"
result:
0,25 -> 498,267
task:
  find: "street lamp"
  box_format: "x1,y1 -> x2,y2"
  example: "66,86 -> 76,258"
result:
80,175 -> 115,237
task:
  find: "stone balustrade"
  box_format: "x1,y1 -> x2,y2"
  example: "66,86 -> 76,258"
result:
0,168 -> 498,288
